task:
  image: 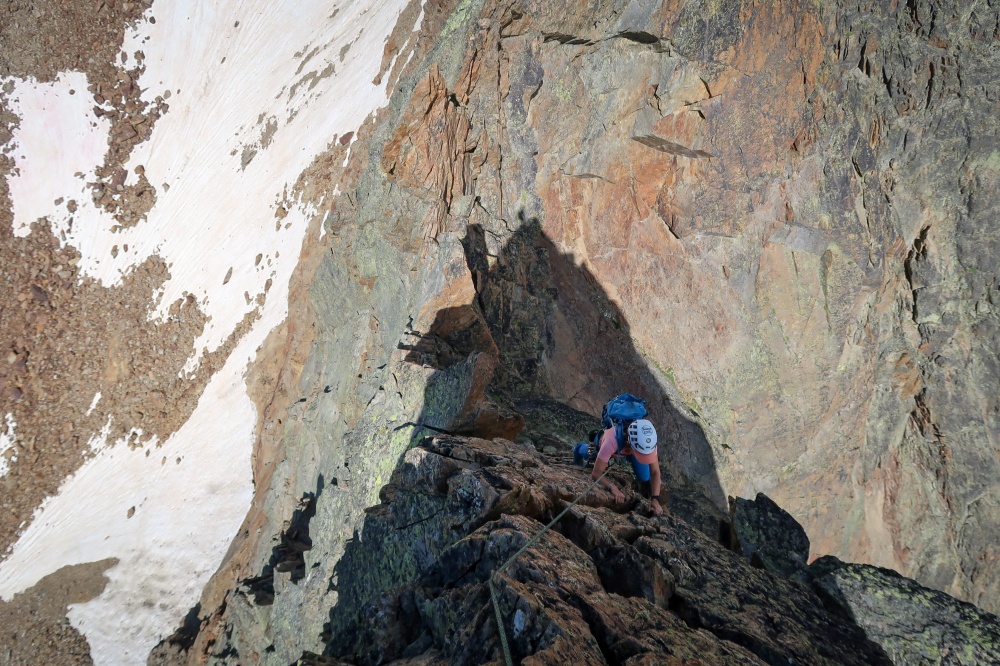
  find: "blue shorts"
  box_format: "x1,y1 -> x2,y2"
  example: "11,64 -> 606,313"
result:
627,455 -> 651,482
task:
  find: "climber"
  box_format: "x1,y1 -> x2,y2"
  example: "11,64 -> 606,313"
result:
591,418 -> 664,516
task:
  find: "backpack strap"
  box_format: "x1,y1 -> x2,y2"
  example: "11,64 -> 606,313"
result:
614,420 -> 633,455
592,424 -> 628,457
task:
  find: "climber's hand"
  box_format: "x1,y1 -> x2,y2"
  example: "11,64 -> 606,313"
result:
610,485 -> 625,504
651,499 -> 663,516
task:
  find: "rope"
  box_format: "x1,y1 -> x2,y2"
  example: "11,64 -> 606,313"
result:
488,464 -> 613,666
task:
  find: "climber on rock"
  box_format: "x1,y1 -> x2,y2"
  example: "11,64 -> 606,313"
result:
591,418 -> 664,516
574,395 -> 666,516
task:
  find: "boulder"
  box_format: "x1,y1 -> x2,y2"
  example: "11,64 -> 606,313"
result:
729,492 -> 810,579
810,556 -> 1000,666
514,397 -> 602,452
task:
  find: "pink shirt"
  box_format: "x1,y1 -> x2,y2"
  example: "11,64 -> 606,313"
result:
596,428 -> 629,462
596,426 -> 658,465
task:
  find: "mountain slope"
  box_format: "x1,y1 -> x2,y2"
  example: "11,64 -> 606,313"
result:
176,434 -> 1000,665
1,0 -> 998,663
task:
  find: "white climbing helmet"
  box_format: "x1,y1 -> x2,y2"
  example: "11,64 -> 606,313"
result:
628,419 -> 657,454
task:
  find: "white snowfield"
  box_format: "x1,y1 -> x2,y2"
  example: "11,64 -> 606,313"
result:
0,1 -> 420,664
0,413 -> 16,479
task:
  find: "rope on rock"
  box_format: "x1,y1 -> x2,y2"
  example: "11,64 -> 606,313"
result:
488,464 -> 613,666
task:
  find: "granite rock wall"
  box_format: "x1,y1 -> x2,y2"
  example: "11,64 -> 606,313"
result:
158,0 -> 1000,662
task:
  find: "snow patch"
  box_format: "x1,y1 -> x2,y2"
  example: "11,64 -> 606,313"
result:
0,341 -> 256,664
86,392 -> 102,416
88,416 -> 113,453
0,414 -> 17,479
2,72 -> 111,241
0,0 -> 420,663
3,0 -> 414,364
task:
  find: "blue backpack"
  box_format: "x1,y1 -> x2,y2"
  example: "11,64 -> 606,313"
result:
573,394 -> 648,466
601,394 -> 647,453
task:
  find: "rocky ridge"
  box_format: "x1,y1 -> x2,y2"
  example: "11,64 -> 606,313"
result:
194,433 -> 1000,665
322,435 -> 1000,665
3,0 -> 997,662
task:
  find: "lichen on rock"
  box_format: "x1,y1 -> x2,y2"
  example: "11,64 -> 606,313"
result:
811,556 -> 1000,666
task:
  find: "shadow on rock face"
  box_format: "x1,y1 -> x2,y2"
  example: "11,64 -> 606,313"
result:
321,209 -> 732,652
234,476 -> 324,607
462,211 -> 727,510
395,210 -> 727,508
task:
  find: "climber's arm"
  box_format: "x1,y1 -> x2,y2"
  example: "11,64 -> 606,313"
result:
649,460 -> 663,516
592,442 -> 625,504
590,429 -> 625,504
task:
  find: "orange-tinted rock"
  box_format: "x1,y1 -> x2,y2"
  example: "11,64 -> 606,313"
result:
172,1 -> 1000,663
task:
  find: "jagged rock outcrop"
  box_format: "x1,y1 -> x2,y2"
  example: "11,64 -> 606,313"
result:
810,557 -> 1000,666
514,397 -> 603,452
286,435 -> 995,665
730,493 -> 811,580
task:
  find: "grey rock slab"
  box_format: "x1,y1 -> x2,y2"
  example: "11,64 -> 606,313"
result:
811,556 -> 1000,666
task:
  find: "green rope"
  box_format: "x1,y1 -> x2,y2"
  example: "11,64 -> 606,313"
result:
488,464 -> 613,666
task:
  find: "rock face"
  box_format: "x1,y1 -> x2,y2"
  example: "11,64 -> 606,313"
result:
300,435 -> 996,665
811,557 -> 1000,666
730,493 -> 811,580
161,0 -> 1000,663
169,435 -> 1000,666
476,0 -> 1000,611
296,435 -> 893,665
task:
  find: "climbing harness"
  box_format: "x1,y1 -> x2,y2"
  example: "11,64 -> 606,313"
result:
488,464 -> 613,666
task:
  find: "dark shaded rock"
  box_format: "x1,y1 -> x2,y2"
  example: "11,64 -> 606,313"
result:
333,513 -> 766,666
632,518 -> 890,666
419,351 -> 498,434
592,543 -> 674,609
321,436 -> 893,666
514,396 -> 602,451
810,556 -> 1000,665
324,443 -> 503,642
269,491 -> 318,584
730,492 -> 811,579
